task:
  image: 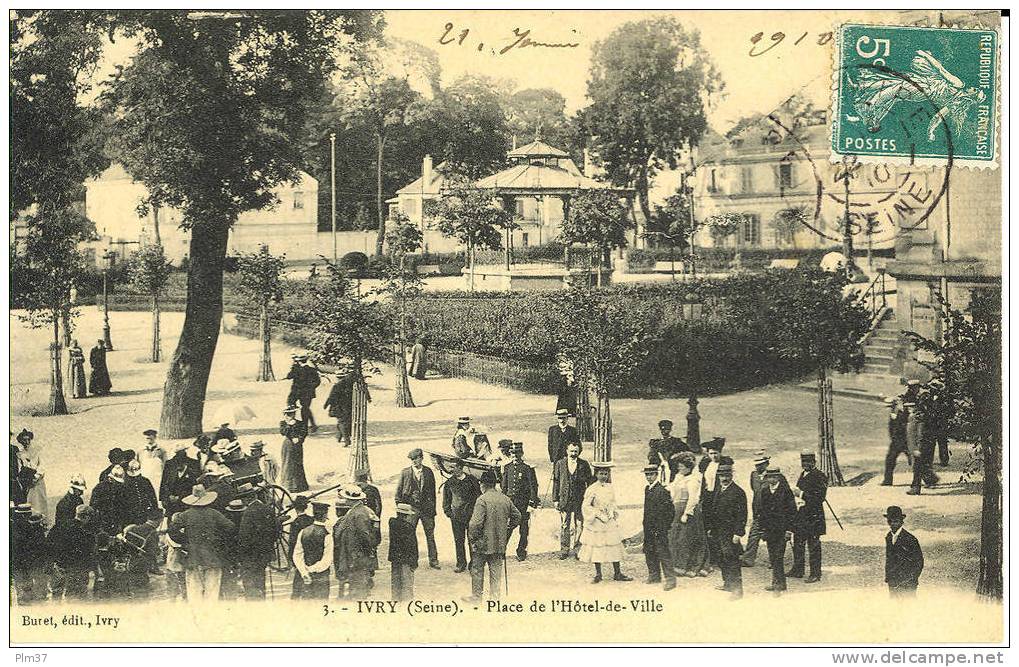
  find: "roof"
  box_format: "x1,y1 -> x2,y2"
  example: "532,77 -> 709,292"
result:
396,160 -> 449,196
473,160 -> 627,192
507,140 -> 568,159
697,119 -> 828,166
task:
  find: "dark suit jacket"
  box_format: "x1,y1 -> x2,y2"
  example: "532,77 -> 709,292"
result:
552,457 -> 594,510
442,474 -> 482,524
324,375 -> 354,421
169,505 -> 235,569
359,482 -> 383,519
547,425 -> 581,463
758,482 -> 796,539
642,482 -> 674,541
885,529 -> 924,589
55,491 -> 84,528
388,517 -> 418,567
237,498 -> 279,568
712,482 -> 748,540
502,461 -> 539,511
795,468 -> 828,536
395,466 -> 437,517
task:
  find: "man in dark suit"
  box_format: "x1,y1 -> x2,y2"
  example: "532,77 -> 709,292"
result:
882,397 -> 912,486
740,451 -> 771,566
547,409 -> 580,464
712,458 -> 748,599
647,419 -> 688,481
884,506 -> 923,596
642,463 -> 676,591
90,465 -> 134,538
758,467 -> 796,593
788,451 -> 828,583
443,459 -> 482,572
355,468 -> 382,519
160,450 -> 199,519
323,367 -> 354,446
502,442 -> 539,561
236,488 -> 279,599
552,442 -> 594,559
395,448 -> 439,569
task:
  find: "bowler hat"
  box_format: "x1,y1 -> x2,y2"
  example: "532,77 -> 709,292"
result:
407,448 -> 424,460
182,484 -> 218,507
226,499 -> 247,512
480,469 -> 499,486
642,464 -> 660,475
800,450 -> 817,461
658,419 -> 673,429
884,506 -> 906,521
143,429 -> 158,437
249,441 -> 265,453
497,438 -> 514,451
395,503 -> 417,516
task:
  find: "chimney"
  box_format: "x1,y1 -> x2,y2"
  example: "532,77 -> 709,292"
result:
583,148 -> 593,176
512,135 -> 518,150
422,155 -> 433,191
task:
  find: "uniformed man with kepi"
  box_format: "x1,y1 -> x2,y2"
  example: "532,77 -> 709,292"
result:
502,442 -> 539,561
788,451 -> 828,583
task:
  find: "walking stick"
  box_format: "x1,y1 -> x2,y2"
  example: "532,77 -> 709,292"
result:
503,553 -> 510,597
824,498 -> 845,531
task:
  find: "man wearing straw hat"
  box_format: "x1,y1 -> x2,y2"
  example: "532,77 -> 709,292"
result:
169,483 -> 235,603
740,450 -> 771,567
293,501 -> 333,599
883,505 -> 924,596
464,469 -> 520,602
333,485 -> 380,600
547,408 -> 580,464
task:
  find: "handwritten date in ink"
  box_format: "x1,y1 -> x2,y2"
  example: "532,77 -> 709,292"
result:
439,23 -> 579,55
749,31 -> 834,57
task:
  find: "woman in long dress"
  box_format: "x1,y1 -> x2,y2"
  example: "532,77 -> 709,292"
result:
68,340 -> 87,399
578,462 -> 633,583
89,339 -> 112,396
279,406 -> 309,493
410,337 -> 428,380
18,430 -> 48,521
669,452 -> 709,577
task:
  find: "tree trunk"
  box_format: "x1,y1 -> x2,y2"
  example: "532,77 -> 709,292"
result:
374,133 -> 386,258
575,375 -> 594,441
636,165 -> 652,226
60,308 -> 72,348
159,221 -> 230,438
816,367 -> 844,485
977,434 -> 1002,598
593,389 -> 612,462
150,294 -> 161,363
467,240 -> 476,292
153,206 -> 162,246
394,285 -> 415,407
48,317 -> 68,416
256,301 -> 275,382
347,364 -> 371,478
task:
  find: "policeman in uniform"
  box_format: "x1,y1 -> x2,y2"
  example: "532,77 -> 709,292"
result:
502,442 -> 539,561
788,451 -> 828,583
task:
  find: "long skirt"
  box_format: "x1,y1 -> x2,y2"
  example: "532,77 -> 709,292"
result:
669,503 -> 708,574
280,439 -> 309,493
70,360 -> 87,398
89,364 -> 112,395
578,516 -> 624,564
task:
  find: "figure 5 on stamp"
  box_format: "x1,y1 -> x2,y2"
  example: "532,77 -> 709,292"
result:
832,23 -> 998,165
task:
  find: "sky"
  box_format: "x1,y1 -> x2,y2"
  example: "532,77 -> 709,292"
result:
382,9 -> 920,131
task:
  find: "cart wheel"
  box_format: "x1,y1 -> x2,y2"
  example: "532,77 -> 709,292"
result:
267,484 -> 293,572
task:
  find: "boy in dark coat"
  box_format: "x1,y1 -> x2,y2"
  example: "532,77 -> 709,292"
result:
788,451 -> 828,583
642,464 -> 676,591
388,503 -> 419,600
884,506 -> 924,596
758,467 -> 796,593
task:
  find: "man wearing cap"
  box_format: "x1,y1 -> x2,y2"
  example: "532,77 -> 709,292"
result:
757,467 -> 796,593
740,451 -> 771,567
55,475 -> 88,528
292,501 -> 333,599
452,417 -> 473,459
324,365 -> 355,447
443,459 -> 482,572
465,469 -> 521,602
333,485 -> 381,599
502,442 -> 539,561
882,398 -> 912,486
642,463 -> 676,590
788,451 -> 828,583
169,484 -> 236,603
548,409 -> 581,464
47,504 -> 98,600
395,448 -> 439,569
236,485 -> 278,600
884,506 -> 924,596
647,419 -> 688,482
139,429 -> 166,489
389,503 -> 419,600
711,457 -> 747,599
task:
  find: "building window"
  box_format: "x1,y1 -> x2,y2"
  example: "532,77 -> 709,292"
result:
293,191 -> 304,209
740,167 -> 754,194
515,199 -> 525,217
779,163 -> 793,189
743,214 -> 761,246
404,198 -> 418,217
708,169 -> 719,193
521,233 -> 529,247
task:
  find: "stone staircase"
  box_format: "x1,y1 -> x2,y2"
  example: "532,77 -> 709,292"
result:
861,309 -> 900,376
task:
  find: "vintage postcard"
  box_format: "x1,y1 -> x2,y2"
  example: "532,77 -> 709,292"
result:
8,8 -> 1005,649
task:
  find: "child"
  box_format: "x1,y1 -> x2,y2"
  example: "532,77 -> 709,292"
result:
578,462 -> 632,583
388,503 -> 419,600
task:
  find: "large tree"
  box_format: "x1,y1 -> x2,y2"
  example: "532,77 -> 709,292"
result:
423,74 -> 512,180
906,290 -> 1002,599
583,17 -> 721,222
561,190 -> 634,286
432,185 -> 513,291
102,10 -> 382,437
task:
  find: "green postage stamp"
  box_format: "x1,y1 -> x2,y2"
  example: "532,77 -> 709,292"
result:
831,23 -> 998,165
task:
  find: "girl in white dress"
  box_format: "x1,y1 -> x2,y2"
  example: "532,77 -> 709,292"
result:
19,432 -> 48,522
578,462 -> 633,583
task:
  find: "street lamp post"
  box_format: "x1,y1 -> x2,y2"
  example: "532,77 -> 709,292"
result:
330,132 -> 337,265
684,292 -> 703,450
102,250 -> 114,351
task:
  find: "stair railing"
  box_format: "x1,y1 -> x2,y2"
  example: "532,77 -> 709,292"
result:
856,268 -> 892,346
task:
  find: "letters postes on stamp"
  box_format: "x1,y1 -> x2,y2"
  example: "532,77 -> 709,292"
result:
831,23 -> 997,164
